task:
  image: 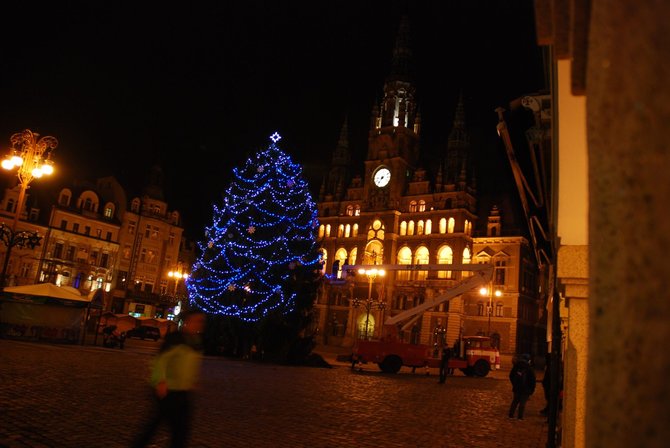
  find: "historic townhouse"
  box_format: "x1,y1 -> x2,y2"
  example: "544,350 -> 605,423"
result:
0,167 -> 186,319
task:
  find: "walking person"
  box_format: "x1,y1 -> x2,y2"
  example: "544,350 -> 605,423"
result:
508,353 -> 536,420
132,310 -> 206,448
438,346 -> 452,384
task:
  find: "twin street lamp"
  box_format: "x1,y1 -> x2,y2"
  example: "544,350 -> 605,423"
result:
0,130 -> 57,287
480,285 -> 502,336
353,268 -> 386,339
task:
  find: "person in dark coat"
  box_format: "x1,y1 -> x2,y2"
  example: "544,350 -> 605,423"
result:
508,354 -> 536,420
438,346 -> 452,384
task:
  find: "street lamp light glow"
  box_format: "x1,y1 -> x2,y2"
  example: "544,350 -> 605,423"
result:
10,155 -> 23,167
1,159 -> 13,170
41,162 -> 54,175
479,278 -> 501,336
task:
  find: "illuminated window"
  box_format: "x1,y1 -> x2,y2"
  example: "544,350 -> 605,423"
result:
448,217 -> 455,233
464,219 -> 471,235
409,201 -> 417,212
325,224 -> 331,237
463,247 -> 472,278
425,219 -> 432,235
349,247 -> 357,265
335,248 -> 348,278
439,218 -> 447,234
352,224 -> 359,237
337,225 -> 344,238
364,240 -> 384,265
495,302 -> 504,317
414,246 -> 429,280
400,221 -> 407,236
417,220 -> 424,235
346,205 -> 354,216
354,205 -> 361,216
408,221 -> 415,236
396,247 -> 412,280
320,249 -> 328,273
437,245 -> 453,279
345,224 -> 351,238
418,200 -> 426,212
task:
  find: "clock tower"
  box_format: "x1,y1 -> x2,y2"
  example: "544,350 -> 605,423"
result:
364,15 -> 420,211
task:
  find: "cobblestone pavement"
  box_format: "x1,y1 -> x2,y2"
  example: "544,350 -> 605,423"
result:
0,339 -> 547,448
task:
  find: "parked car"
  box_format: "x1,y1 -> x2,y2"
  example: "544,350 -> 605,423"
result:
125,325 -> 161,341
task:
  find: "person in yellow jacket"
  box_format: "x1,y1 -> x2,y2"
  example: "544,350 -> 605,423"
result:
132,310 -> 206,448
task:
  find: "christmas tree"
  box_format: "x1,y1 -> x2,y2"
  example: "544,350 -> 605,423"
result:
188,133 -> 321,322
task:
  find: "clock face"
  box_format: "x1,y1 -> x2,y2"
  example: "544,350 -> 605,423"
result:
373,167 -> 391,188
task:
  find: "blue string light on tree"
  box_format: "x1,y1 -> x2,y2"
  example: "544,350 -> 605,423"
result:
187,132 -> 321,321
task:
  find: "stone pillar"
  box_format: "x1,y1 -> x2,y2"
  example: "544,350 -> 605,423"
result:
586,1 -> 670,447
557,246 -> 588,448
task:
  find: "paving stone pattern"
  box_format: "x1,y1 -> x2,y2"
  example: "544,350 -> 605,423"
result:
0,340 -> 547,447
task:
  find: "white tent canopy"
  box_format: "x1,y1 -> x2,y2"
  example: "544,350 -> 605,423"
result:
4,283 -> 91,303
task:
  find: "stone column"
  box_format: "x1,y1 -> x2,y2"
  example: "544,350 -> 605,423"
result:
586,1 -> 670,447
557,246 -> 588,448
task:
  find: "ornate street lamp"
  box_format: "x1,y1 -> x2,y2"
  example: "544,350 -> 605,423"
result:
0,129 -> 56,287
480,284 -> 503,336
168,267 -> 190,296
353,268 -> 386,339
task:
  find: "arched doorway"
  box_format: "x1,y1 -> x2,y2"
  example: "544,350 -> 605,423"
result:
357,313 -> 375,340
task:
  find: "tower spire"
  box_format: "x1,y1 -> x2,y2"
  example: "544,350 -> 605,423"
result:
388,15 -> 412,82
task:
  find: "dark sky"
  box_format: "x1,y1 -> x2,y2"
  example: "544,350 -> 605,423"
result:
0,0 -> 545,237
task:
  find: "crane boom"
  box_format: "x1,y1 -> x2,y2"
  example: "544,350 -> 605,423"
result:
384,266 -> 493,325
341,263 -> 494,328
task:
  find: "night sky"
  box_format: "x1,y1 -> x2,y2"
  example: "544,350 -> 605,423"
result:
0,1 -> 545,237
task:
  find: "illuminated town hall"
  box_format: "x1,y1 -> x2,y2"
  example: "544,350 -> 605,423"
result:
314,18 -> 542,356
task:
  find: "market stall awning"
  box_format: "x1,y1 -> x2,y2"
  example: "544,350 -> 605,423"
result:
3,283 -> 90,303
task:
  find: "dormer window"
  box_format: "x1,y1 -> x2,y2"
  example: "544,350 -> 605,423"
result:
58,189 -> 72,207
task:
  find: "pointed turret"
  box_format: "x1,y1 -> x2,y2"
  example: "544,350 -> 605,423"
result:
448,93 -> 469,146
442,93 -> 473,186
331,117 -> 351,166
321,118 -> 353,202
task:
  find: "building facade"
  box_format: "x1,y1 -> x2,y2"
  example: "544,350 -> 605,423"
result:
313,17 -> 542,355
0,167 -> 187,319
